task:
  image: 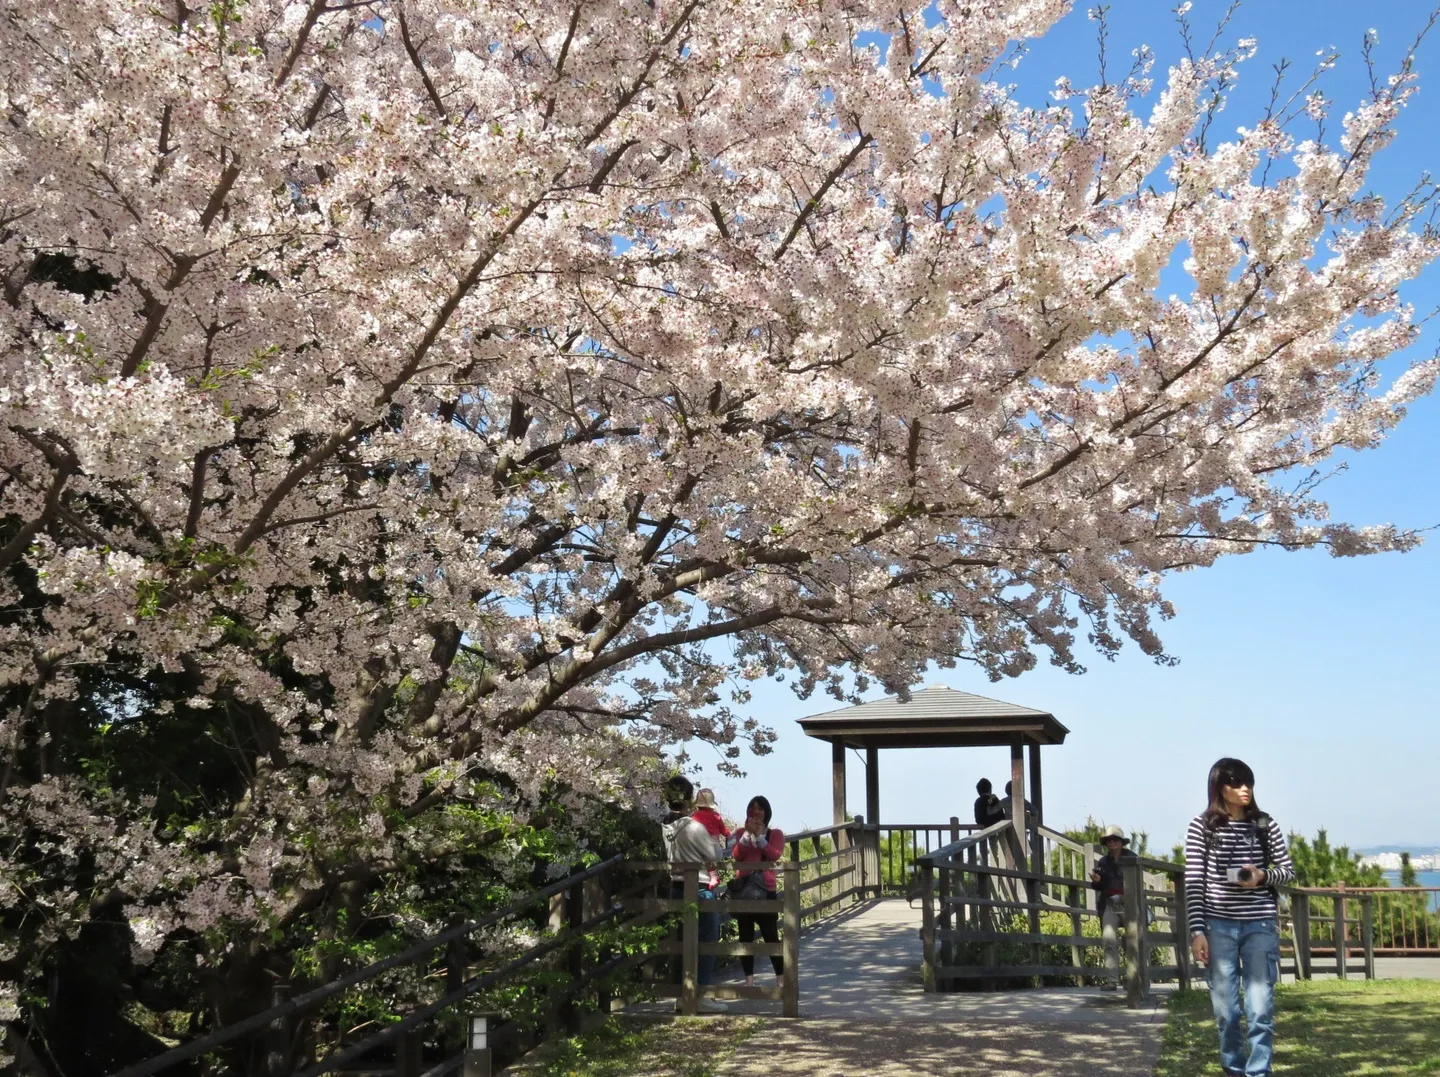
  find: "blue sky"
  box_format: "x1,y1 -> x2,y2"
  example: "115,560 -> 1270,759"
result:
680,0 -> 1440,855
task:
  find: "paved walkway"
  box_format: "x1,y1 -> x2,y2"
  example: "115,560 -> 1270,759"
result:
1286,955 -> 1440,982
712,899 -> 1171,1077
628,899 -> 1440,1075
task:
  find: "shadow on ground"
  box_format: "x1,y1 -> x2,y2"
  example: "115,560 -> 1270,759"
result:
715,1018 -> 1155,1077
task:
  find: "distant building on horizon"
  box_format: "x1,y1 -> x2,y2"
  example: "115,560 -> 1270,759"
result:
1358,852 -> 1440,872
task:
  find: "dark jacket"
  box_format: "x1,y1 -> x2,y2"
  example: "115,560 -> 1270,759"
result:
973,793 -> 1005,829
1092,851 -> 1127,897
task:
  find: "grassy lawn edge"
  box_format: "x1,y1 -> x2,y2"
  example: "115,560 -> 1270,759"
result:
1155,980 -> 1440,1077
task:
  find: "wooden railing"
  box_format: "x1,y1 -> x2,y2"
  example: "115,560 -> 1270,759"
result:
105,850 -> 813,1077
631,860 -> 801,1017
916,823 -> 1189,1007
870,820 -> 984,895
785,820 -> 867,920
107,854 -> 659,1077
1285,886 -> 1440,979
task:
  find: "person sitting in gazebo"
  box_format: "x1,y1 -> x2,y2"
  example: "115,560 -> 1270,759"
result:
999,780 -> 1035,821
973,778 -> 1005,828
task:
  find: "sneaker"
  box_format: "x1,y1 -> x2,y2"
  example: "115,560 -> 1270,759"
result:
696,999 -> 730,1013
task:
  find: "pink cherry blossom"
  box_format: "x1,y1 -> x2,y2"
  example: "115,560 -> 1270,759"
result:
1,0 -> 1436,1047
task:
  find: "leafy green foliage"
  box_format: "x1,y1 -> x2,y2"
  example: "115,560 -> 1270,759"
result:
1063,815 -> 1154,856
1288,829 -> 1386,888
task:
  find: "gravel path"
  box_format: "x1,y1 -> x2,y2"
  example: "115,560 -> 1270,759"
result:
709,899 -> 1169,1077
715,1017 -> 1161,1077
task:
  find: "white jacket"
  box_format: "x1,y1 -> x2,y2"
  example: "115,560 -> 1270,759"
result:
663,815 -> 725,884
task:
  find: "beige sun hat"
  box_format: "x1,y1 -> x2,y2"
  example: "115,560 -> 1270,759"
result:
1099,825 -> 1130,845
694,788 -> 717,809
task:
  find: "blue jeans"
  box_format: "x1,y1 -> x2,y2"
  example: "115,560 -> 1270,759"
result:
697,888 -> 720,986
671,883 -> 720,986
1206,917 -> 1280,1076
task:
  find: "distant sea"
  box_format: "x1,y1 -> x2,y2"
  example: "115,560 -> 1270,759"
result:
1381,870 -> 1440,912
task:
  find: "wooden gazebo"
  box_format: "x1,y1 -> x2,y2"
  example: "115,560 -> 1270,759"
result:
797,684 -> 1069,841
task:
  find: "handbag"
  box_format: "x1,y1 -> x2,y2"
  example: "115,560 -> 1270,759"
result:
726,871 -> 769,902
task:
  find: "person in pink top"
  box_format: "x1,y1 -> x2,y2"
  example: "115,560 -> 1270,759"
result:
726,795 -> 785,987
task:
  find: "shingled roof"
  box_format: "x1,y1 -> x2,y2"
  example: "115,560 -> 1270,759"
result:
796,683 -> 1068,748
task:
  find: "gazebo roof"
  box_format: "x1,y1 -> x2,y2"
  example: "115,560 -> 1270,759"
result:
797,684 -> 1068,749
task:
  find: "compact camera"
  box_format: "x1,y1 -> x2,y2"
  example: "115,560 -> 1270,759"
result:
1225,867 -> 1256,884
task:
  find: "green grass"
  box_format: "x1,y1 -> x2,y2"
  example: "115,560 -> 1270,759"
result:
502,1014 -> 763,1077
1156,980 -> 1440,1076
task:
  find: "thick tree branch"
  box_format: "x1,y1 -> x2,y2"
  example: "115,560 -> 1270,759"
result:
773,133 -> 873,262
396,7 -> 448,119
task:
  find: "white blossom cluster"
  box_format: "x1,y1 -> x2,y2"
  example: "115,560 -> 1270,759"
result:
1,0 -> 1436,1012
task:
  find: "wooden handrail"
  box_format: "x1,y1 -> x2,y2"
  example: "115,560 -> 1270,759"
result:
1290,885 -> 1440,893
859,821 -> 980,830
1131,854 -> 1183,874
916,819 -> 1013,864
107,854 -> 633,1077
1034,823 -> 1087,855
786,821 -> 858,842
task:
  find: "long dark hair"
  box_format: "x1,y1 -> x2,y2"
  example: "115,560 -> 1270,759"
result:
1204,757 -> 1265,829
746,795 -> 773,826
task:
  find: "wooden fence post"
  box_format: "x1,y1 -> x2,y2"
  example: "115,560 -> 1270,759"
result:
564,880 -> 585,1033
1122,858 -> 1145,1008
920,860 -> 937,993
681,867 -> 699,1015
1361,895 -> 1375,981
1335,892 -> 1347,980
1293,894 -> 1312,980
395,1028 -> 423,1077
782,863 -> 801,1018
853,815 -> 869,896
794,835 -> 806,904
978,840 -> 996,992
595,875 -> 614,1016
263,984 -> 290,1077
937,857 -> 952,984
1174,875 -> 1190,991
445,915 -> 466,996
1066,882 -> 1085,984
945,814 -> 960,978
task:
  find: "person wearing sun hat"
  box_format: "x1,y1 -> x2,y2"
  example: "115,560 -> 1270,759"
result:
1090,825 -> 1131,985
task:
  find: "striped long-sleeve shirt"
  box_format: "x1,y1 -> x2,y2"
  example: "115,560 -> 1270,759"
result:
1184,813 -> 1295,935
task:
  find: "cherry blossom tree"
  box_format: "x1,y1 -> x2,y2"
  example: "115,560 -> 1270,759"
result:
2,0 -> 1437,1063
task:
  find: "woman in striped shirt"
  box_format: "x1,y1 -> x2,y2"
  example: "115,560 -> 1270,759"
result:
1184,757 -> 1294,1077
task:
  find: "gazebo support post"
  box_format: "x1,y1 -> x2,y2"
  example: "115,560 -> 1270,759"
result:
1027,742 -> 1044,825
1011,740 -> 1041,961
1027,741 -> 1046,877
831,740 -> 848,848
1008,742 -> 1026,861
865,745 -> 879,826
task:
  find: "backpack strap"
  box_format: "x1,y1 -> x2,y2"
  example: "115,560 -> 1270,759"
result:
1254,813 -> 1279,898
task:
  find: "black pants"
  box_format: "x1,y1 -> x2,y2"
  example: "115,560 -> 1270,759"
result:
737,890 -> 783,976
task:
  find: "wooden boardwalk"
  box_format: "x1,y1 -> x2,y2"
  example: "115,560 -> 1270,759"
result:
706,899 -> 1172,1077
